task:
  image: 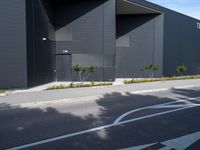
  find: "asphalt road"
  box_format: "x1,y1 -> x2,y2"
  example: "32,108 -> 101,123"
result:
1,87 -> 200,150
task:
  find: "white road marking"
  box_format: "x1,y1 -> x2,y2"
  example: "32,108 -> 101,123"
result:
7,97 -> 200,150
115,107 -> 192,125
118,143 -> 156,150
120,131 -> 200,150
113,101 -> 179,125
130,88 -> 169,94
152,104 -> 200,109
160,131 -> 200,150
114,96 -> 200,124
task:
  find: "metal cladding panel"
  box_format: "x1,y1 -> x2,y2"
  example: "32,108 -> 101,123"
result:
70,7 -> 104,53
153,14 -> 164,77
0,0 -> 27,88
72,67 -> 104,81
115,14 -> 163,78
55,0 -> 116,81
26,0 -> 56,87
72,54 -> 104,67
162,12 -> 183,76
103,0 -> 116,53
55,0 -> 105,54
104,67 -> 115,81
163,11 -> 200,76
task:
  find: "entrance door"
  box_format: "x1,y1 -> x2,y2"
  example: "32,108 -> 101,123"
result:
56,54 -> 72,81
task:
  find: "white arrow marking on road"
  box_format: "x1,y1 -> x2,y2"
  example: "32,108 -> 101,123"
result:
118,143 -> 156,150
119,131 -> 200,150
160,131 -> 200,150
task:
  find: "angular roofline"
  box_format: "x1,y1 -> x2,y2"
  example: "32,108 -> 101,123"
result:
123,0 -> 162,14
128,0 -> 200,21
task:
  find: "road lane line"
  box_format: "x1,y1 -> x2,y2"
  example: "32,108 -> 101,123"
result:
113,101 -> 179,125
116,106 -> 193,125
7,98 -> 200,150
113,97 -> 200,124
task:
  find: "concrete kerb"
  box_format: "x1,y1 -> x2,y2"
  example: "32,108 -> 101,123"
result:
6,84 -> 200,109
10,81 -> 113,94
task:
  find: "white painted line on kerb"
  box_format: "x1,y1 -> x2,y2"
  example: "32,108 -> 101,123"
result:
7,96 -> 200,150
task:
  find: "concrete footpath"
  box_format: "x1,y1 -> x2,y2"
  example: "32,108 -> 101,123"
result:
1,79 -> 200,105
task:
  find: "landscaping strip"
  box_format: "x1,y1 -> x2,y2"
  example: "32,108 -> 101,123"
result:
47,82 -> 112,90
124,75 -> 200,84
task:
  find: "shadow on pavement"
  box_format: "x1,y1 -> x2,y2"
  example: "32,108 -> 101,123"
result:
1,88 -> 200,149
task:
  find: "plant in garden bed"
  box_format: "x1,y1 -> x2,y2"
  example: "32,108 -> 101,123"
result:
142,64 -> 160,78
72,64 -> 96,82
176,64 -> 187,76
0,89 -> 5,93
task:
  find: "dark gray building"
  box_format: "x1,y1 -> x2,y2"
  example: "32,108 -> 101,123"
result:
0,0 -> 200,88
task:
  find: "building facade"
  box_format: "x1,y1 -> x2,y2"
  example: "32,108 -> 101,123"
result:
0,0 -> 200,88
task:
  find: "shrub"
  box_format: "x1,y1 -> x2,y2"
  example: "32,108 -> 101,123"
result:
69,82 -> 75,88
142,64 -> 160,78
0,89 -> 5,93
176,64 -> 187,75
72,64 -> 96,81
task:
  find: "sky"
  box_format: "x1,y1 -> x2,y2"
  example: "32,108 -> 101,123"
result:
147,0 -> 200,19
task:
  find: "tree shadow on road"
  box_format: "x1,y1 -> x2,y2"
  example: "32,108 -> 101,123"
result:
171,87 -> 200,99
1,88 -> 200,150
